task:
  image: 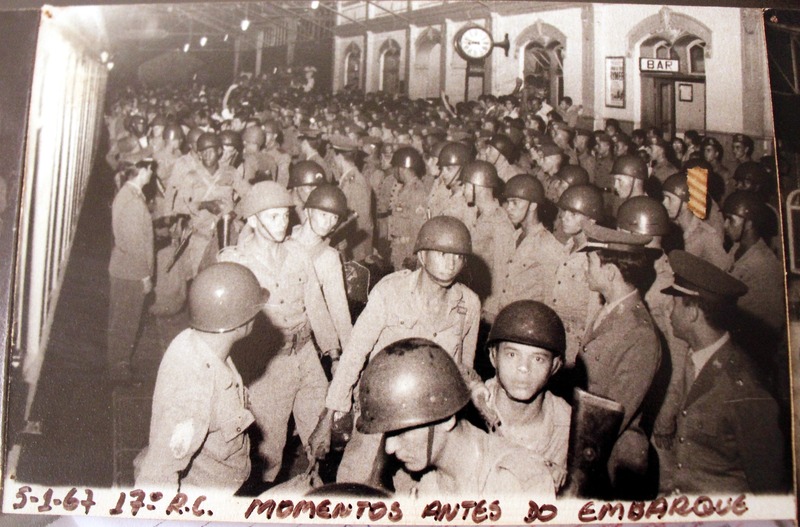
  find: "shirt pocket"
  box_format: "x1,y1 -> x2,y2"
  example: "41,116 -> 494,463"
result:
217,407 -> 256,460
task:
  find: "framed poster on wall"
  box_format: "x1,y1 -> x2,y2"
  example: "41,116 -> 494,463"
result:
605,56 -> 625,108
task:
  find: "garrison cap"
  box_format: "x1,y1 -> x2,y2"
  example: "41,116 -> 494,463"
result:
662,250 -> 748,303
329,134 -> 360,151
298,127 -> 322,140
539,143 -> 563,158
574,127 -> 592,138
594,131 -> 613,145
579,222 -> 652,253
732,133 -> 753,147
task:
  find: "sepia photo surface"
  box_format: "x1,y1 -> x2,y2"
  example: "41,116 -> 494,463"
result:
0,1 -> 796,523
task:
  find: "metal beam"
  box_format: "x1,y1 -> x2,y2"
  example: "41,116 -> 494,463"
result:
260,2 -> 337,36
365,0 -> 412,24
317,2 -> 368,28
176,5 -> 232,34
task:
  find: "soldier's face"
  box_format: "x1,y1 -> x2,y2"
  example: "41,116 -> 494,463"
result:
420,250 -> 466,286
308,208 -> 339,238
560,210 -> 585,235
595,141 -> 611,158
492,342 -> 560,402
200,147 -> 220,169
384,418 -> 452,472
252,208 -> 290,242
669,295 -> 692,342
504,197 -> 530,227
613,174 -> 635,199
662,192 -> 683,220
585,251 -> 606,293
732,142 -> 747,162
703,145 -> 718,164
724,213 -> 746,242
441,165 -> 461,187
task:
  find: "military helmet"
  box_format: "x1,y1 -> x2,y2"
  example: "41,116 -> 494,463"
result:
189,262 -> 269,333
242,125 -> 266,148
555,165 -> 590,188
487,300 -> 566,358
305,184 -> 348,218
414,216 -> 472,255
462,160 -> 501,188
150,114 -> 167,129
220,130 -> 243,151
662,172 -> 689,202
504,174 -> 544,204
611,154 -> 648,180
196,132 -> 222,152
733,161 -> 768,188
391,146 -> 425,174
126,114 -> 147,134
617,196 -> 671,236
356,338 -> 470,434
288,160 -> 326,189
236,181 -> 294,218
722,190 -> 768,222
557,184 -> 604,222
489,133 -> 516,161
430,140 -> 448,159
186,127 -> 205,151
438,142 -> 473,168
162,123 -> 184,142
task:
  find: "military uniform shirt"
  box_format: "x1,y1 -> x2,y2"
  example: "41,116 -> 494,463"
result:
727,239 -> 786,331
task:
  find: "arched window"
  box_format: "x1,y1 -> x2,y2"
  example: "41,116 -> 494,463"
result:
687,39 -> 706,75
344,46 -> 361,90
379,39 -> 401,94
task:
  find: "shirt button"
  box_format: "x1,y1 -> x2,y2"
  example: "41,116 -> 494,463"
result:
677,463 -> 682,469
681,410 -> 687,416
236,427 -> 242,432
678,437 -> 685,443
433,332 -> 437,337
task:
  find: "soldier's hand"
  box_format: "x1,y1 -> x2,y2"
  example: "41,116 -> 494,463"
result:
653,433 -> 674,450
471,390 -> 500,432
308,410 -> 333,460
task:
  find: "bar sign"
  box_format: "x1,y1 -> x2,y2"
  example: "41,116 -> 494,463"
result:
639,57 -> 680,72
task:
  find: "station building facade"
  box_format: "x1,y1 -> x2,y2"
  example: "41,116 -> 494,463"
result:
332,1 -> 772,155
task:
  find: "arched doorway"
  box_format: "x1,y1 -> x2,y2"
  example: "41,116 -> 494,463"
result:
379,39 -> 401,94
630,8 -> 711,138
344,43 -> 361,90
523,40 -> 564,108
411,28 -> 441,99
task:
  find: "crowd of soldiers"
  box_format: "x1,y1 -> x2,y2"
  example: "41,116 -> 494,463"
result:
102,76 -> 790,499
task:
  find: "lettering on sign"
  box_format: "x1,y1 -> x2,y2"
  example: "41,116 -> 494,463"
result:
639,57 -> 680,72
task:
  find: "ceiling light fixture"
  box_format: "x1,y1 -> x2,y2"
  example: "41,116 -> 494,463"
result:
200,36 -> 208,47
183,43 -> 190,52
106,61 -> 114,71
241,18 -> 250,31
311,0 -> 320,9
224,33 -> 229,42
100,51 -> 109,63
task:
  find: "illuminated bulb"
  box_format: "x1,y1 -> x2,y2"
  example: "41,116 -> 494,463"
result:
311,0 -> 319,8
106,61 -> 114,71
240,18 -> 250,31
100,51 -> 109,63
224,33 -> 229,41
200,36 -> 207,47
183,43 -> 190,52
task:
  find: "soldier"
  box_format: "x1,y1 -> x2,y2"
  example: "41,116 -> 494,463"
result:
107,114 -> 151,170
578,223 -> 662,498
387,146 -> 428,270
574,128 -> 596,177
311,216 -> 483,484
591,131 -> 615,191
292,184 -> 353,358
484,174 -> 564,322
135,262 -> 266,493
483,301 -> 571,491
701,137 -> 733,200
263,120 -> 292,187
550,185 -> 604,366
661,250 -> 788,494
288,160 -> 326,224
217,181 -> 339,482
648,138 -> 678,184
163,127 -> 204,216
482,133 -> 519,182
298,128 -> 332,181
171,132 -> 238,278
661,172 -> 729,269
550,121 -> 578,166
426,141 -> 476,229
731,133 -> 755,168
331,136 -> 374,262
610,154 -> 650,218
462,160 -> 516,304
241,125 -> 278,184
722,191 -> 785,333
357,338 -> 555,496
546,164 -> 590,204
107,160 -> 156,383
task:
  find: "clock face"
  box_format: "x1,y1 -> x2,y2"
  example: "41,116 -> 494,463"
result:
458,27 -> 492,60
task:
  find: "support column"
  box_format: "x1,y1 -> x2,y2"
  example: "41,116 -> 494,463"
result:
740,8 -> 766,139
233,37 -> 241,78
581,4 -> 595,122
287,18 -> 299,64
255,30 -> 265,76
